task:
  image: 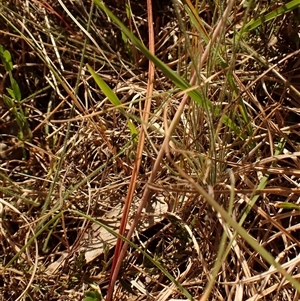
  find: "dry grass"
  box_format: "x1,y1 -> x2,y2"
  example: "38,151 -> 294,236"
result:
1,0 -> 300,300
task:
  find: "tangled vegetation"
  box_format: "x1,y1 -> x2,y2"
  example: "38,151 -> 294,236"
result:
1,0 -> 300,300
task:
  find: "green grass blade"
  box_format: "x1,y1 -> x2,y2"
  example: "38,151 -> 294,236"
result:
87,64 -> 125,113
94,0 -> 243,137
276,202 -> 300,210
184,174 -> 300,293
72,209 -> 194,301
87,64 -> 137,137
241,0 -> 300,34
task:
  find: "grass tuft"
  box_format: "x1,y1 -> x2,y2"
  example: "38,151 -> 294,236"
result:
1,0 -> 300,300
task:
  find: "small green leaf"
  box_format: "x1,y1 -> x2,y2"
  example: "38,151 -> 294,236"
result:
87,64 -> 138,138
6,88 -> 16,99
3,95 -> 14,108
275,202 -> 300,211
11,78 -> 21,101
84,290 -> 102,301
2,50 -> 13,72
121,31 -> 128,44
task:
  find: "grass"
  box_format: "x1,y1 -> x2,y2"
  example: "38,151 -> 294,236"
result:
1,0 -> 300,300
